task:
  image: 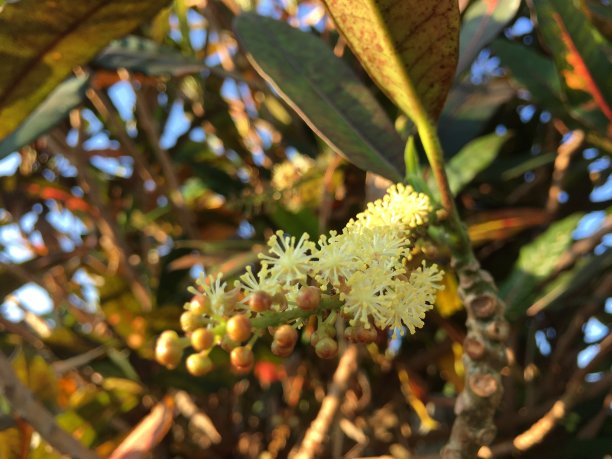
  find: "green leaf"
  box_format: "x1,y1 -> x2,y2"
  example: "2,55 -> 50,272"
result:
445,132 -> 510,195
456,0 -> 521,75
0,0 -> 172,139
234,13 -> 404,181
502,213 -> 584,320
438,78 -> 514,155
490,39 -> 565,114
322,0 -> 460,120
0,75 -> 89,159
94,35 -> 205,76
531,0 -> 612,131
581,0 -> 612,41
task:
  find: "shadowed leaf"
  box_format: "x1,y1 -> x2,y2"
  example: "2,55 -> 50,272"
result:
94,36 -> 205,76
322,0 -> 459,120
0,75 -> 90,159
234,13 -> 404,181
0,0 -> 171,139
456,0 -> 521,76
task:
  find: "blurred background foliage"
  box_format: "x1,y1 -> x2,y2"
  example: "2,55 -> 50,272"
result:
0,0 -> 610,458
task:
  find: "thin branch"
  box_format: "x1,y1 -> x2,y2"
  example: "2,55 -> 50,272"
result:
293,345 -> 359,459
0,350 -> 101,459
487,335 -> 612,458
132,81 -> 198,239
546,130 -> 584,214
48,133 -> 152,311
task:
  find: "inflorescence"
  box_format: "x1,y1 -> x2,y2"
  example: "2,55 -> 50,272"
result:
156,184 -> 444,375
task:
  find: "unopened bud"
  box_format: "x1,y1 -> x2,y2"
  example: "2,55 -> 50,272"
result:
230,346 -> 254,373
155,332 -> 183,369
191,328 -> 215,352
180,311 -> 203,332
249,291 -> 273,312
355,325 -> 377,343
315,337 -> 338,359
189,296 -> 211,315
186,353 -> 213,376
226,314 -> 252,343
297,286 -> 321,312
274,325 -> 298,349
271,340 -> 294,357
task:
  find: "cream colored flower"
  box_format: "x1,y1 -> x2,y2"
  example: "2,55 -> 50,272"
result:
259,230 -> 315,284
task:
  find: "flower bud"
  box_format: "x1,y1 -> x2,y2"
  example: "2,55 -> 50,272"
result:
180,311 -> 203,333
249,291 -> 273,312
297,286 -> 321,312
344,326 -> 357,342
274,325 -> 298,349
226,314 -> 252,343
191,328 -> 215,352
271,340 -> 294,357
315,337 -> 338,359
189,295 -> 211,315
230,346 -> 254,373
220,335 -> 239,352
355,325 -> 378,343
155,332 -> 183,369
186,353 -> 213,376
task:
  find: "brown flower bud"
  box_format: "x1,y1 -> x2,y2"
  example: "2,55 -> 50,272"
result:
271,340 -> 294,357
355,325 -> 378,343
230,346 -> 254,373
249,291 -> 273,312
226,314 -> 252,343
191,328 -> 215,352
297,286 -> 321,312
186,353 -> 213,376
274,325 -> 298,349
315,337 -> 338,359
344,326 -> 357,342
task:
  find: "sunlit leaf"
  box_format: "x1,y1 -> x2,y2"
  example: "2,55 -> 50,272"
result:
0,75 -> 89,159
531,0 -> 612,132
456,0 -> 521,76
0,0 -> 172,138
445,132 -> 511,195
234,13 -> 405,181
0,428 -> 22,459
322,0 -> 459,120
467,208 -> 550,244
502,213 -> 584,319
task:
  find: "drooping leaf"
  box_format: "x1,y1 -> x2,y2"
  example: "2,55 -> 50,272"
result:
108,396 -> 175,459
501,213 -> 584,320
234,14 -> 404,181
0,0 -> 172,139
0,75 -> 90,159
438,78 -> 514,155
93,36 -> 205,76
531,0 -> 612,132
445,132 -> 511,195
456,0 -> 521,76
322,0 -> 460,121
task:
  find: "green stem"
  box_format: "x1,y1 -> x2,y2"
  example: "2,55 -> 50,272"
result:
250,296 -> 342,329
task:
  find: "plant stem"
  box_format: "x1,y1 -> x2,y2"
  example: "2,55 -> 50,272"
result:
415,114 -> 509,459
250,296 -> 342,329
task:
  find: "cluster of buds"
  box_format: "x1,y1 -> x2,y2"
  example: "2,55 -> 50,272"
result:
155,184 -> 444,376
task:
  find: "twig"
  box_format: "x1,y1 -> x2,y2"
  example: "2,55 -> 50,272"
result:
293,345 -> 359,459
546,130 -> 584,214
0,350 -> 101,459
486,335 -> 612,458
48,133 -> 152,311
132,81 -> 199,239
174,390 -> 222,445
